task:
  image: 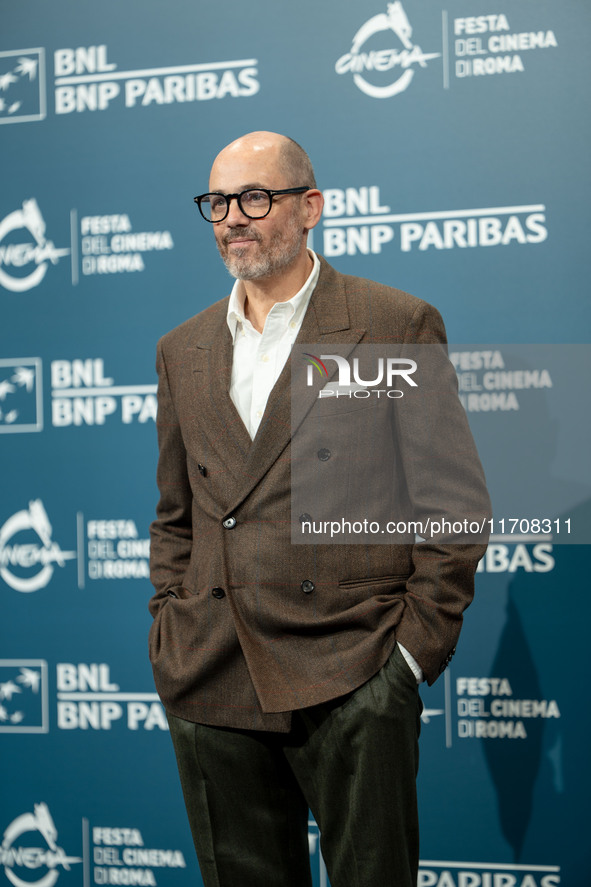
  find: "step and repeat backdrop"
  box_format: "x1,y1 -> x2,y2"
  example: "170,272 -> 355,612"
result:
2,1 -> 590,886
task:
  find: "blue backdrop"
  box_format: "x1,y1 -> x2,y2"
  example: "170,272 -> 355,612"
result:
2,2 -> 590,886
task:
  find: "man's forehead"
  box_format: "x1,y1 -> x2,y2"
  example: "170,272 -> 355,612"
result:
216,131 -> 286,161
209,135 -> 286,187
210,152 -> 283,188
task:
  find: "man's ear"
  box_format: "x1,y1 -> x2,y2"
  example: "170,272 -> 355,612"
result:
303,189 -> 324,231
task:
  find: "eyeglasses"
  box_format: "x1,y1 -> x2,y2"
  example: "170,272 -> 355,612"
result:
194,187 -> 311,223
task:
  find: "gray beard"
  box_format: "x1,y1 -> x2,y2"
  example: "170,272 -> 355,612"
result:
217,213 -> 304,281
221,236 -> 302,280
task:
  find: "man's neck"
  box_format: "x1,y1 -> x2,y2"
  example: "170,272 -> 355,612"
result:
242,251 -> 313,334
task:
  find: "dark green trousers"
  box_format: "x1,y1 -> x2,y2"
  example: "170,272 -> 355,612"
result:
167,644 -> 422,887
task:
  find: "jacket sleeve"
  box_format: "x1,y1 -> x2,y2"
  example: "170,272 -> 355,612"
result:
148,338 -> 194,619
392,300 -> 491,685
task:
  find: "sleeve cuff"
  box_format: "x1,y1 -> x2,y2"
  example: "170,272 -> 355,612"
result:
397,642 -> 424,684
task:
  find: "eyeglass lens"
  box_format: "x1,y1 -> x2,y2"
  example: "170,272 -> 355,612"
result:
201,190 -> 271,221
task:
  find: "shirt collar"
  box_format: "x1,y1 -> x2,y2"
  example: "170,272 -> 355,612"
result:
226,249 -> 320,341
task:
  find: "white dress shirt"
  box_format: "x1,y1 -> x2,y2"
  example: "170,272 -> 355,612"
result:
227,250 -> 320,439
225,250 -> 423,684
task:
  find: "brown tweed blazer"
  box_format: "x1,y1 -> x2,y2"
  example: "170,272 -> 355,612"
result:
149,256 -> 489,732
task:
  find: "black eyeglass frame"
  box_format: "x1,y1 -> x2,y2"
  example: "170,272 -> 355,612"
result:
193,186 -> 311,223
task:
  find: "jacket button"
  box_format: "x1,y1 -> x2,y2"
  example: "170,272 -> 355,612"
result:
211,587 -> 225,599
222,517 -> 236,529
198,463 -> 207,477
301,579 -> 315,594
299,513 -> 312,523
317,448 -> 331,461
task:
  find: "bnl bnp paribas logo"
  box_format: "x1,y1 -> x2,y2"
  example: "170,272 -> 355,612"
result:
336,2 -> 440,98
1,804 -> 81,887
0,49 -> 45,123
1,43 -> 258,121
0,661 -> 49,733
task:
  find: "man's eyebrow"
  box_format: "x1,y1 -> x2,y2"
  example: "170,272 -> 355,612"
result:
209,183 -> 269,194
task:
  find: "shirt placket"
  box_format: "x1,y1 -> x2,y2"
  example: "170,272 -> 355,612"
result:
249,310 -> 278,434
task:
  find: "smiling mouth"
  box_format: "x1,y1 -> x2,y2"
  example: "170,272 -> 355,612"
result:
224,227 -> 261,245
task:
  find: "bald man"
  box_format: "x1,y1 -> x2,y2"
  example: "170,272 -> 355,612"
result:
149,132 -> 489,887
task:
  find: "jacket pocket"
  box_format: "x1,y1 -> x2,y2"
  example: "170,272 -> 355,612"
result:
164,584 -> 195,600
338,574 -> 410,591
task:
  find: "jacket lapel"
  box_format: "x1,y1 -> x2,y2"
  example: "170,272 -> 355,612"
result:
185,302 -> 252,481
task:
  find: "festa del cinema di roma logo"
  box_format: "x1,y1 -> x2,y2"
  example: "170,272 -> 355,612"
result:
335,2 -> 440,98
0,500 -> 76,593
0,200 -> 69,293
1,803 -> 81,887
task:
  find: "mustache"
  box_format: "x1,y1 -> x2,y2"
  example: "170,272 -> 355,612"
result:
222,228 -> 262,245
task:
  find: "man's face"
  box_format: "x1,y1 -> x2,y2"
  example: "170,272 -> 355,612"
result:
209,142 -> 306,281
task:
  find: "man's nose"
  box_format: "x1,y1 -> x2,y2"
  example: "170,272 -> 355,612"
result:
224,196 -> 249,225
